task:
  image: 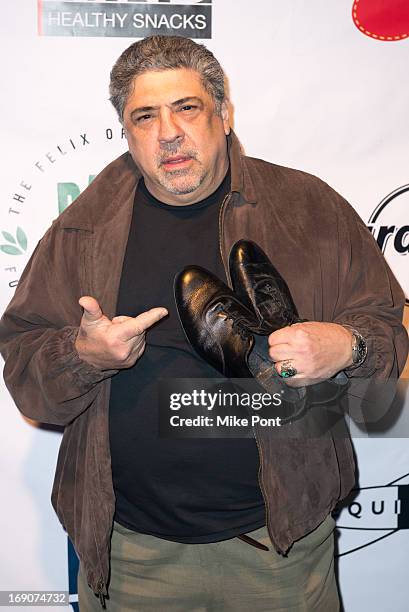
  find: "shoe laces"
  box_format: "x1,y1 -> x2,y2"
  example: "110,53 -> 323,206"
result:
257,283 -> 297,323
213,302 -> 253,340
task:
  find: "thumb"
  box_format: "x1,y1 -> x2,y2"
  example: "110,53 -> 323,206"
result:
79,296 -> 104,323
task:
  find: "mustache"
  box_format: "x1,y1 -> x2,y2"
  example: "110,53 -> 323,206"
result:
157,141 -> 198,164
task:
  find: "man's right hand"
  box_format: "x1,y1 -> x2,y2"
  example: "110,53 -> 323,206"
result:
75,296 -> 168,370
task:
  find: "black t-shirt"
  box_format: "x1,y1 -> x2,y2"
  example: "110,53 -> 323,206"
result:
109,170 -> 266,543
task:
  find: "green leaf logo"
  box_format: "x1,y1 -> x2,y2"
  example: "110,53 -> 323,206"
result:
1,227 -> 28,255
16,227 -> 27,251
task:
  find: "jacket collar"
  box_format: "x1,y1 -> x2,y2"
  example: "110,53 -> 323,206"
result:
59,128 -> 256,231
228,129 -> 257,204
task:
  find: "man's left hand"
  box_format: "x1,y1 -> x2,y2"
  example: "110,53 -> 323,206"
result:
268,322 -> 353,387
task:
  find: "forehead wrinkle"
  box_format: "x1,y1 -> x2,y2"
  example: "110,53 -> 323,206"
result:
125,69 -> 214,121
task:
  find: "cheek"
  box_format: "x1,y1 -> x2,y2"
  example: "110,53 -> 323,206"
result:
127,134 -> 156,164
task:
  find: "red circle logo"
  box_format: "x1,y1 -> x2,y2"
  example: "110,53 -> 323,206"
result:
352,0 -> 409,41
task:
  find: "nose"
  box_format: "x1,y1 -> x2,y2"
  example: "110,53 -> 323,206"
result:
158,109 -> 184,144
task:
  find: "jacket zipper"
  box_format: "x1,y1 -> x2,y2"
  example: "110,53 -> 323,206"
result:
97,587 -> 106,609
218,191 -> 275,550
253,431 -> 274,549
218,193 -> 232,288
90,491 -> 107,609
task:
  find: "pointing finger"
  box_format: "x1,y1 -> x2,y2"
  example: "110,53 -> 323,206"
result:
117,307 -> 168,341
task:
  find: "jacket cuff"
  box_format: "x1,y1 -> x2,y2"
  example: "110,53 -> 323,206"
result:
50,327 -> 118,388
335,317 -> 381,378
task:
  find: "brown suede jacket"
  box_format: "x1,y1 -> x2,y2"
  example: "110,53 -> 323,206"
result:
0,132 -> 407,601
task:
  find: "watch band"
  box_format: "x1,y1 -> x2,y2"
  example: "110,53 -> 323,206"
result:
342,325 -> 368,370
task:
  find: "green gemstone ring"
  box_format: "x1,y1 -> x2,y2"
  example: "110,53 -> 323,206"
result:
280,360 -> 297,378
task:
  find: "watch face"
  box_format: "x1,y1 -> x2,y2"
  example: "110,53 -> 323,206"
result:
354,335 -> 367,364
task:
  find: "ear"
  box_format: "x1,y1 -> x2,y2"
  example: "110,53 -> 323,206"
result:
221,100 -> 230,135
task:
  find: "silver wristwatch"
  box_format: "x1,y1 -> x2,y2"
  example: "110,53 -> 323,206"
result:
343,326 -> 368,370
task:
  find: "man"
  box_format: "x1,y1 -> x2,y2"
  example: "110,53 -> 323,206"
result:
0,36 -> 407,611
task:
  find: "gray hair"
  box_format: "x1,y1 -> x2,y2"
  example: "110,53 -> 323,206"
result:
109,35 -> 226,122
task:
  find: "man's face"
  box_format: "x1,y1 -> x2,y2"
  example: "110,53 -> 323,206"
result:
122,68 -> 230,205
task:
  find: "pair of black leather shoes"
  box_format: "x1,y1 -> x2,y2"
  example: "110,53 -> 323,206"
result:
174,241 -> 305,406
174,240 -> 348,418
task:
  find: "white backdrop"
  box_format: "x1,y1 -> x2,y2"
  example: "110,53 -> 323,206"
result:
1,1 -> 408,611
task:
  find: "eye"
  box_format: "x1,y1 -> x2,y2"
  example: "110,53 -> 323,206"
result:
179,105 -> 198,113
136,114 -> 152,123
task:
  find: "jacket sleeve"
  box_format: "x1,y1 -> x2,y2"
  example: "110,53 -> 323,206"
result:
0,225 -> 117,426
330,188 -> 407,379
312,179 -> 408,422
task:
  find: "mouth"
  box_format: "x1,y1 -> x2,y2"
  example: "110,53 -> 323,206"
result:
160,155 -> 194,171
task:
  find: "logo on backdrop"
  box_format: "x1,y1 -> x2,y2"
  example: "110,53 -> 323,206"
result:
367,184 -> 409,303
37,0 -> 212,38
335,473 -> 409,556
352,0 -> 409,42
0,228 -> 28,256
1,125 -> 126,292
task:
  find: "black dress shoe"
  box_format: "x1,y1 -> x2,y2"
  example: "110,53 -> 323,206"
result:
229,239 -> 348,404
174,265 -> 259,378
229,240 -> 302,334
174,265 -> 304,415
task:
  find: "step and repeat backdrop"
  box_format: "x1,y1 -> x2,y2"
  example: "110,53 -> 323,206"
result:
1,1 -> 408,610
